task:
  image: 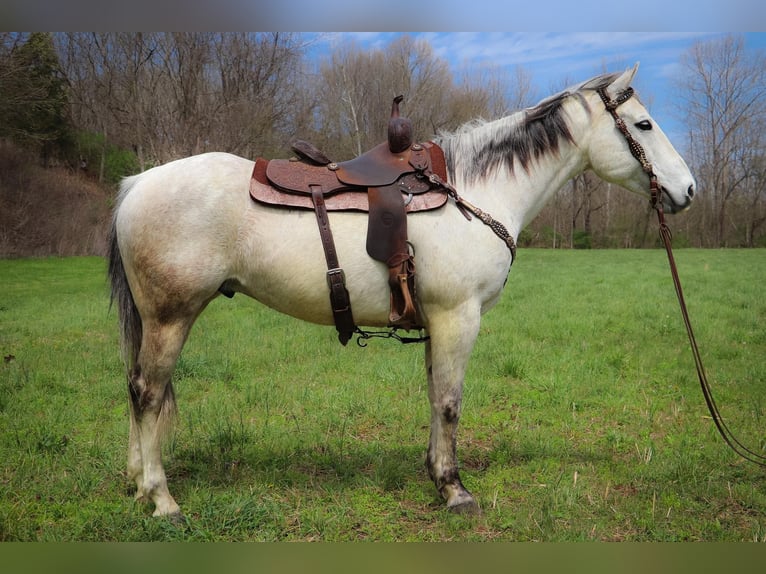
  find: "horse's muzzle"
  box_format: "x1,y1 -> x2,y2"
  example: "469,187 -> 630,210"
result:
662,185 -> 694,214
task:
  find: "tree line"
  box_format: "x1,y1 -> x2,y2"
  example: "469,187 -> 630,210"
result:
1,32 -> 764,248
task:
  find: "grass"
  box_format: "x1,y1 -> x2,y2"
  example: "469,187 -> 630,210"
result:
0,249 -> 765,541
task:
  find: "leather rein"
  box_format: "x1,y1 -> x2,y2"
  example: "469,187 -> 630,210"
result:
598,86 -> 766,467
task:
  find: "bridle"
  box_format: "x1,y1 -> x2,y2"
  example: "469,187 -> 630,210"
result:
597,87 -> 663,208
598,86 -> 766,468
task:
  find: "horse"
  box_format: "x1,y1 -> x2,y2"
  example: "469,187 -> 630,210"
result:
108,63 -> 696,519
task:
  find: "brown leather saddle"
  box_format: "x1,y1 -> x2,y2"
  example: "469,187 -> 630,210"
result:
250,96 -> 450,345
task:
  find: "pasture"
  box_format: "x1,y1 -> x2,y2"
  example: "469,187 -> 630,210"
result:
1,249 -> 764,541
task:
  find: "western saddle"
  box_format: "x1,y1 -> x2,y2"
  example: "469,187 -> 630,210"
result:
250,96 -> 450,345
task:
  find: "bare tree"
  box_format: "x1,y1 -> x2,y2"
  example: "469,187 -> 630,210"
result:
314,34 -> 513,160
733,103 -> 766,247
58,33 -> 164,174
209,33 -> 309,159
676,34 -> 766,247
57,32 -> 309,169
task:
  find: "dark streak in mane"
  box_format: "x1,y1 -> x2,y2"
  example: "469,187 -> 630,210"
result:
436,72 -> 620,185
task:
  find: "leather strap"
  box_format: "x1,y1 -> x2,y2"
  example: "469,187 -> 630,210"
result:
599,85 -> 766,468
655,200 -> 766,467
310,185 -> 356,345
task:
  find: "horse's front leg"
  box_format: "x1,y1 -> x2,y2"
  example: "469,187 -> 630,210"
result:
424,303 -> 482,514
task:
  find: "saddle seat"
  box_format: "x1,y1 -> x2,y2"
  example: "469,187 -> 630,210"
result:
249,97 -> 450,344
332,140 -> 431,188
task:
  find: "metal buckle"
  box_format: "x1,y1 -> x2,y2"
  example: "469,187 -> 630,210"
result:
326,267 -> 346,287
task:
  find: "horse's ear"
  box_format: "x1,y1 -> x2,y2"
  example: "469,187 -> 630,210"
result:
607,62 -> 639,97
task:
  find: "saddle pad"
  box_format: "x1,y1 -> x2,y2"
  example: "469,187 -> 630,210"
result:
249,172 -> 448,213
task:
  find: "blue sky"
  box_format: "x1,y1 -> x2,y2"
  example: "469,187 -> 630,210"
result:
307,32 -> 766,150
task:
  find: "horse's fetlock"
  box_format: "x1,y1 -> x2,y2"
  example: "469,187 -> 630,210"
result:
426,451 -> 463,498
438,465 -> 461,490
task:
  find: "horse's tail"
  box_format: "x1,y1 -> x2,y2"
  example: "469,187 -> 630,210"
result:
108,176 -> 177,435
107,178 -> 142,374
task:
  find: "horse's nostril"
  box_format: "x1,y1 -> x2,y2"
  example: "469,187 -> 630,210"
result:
688,184 -> 695,199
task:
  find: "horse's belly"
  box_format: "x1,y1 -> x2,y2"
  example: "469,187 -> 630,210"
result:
236,206 -> 394,327
238,204 -> 512,328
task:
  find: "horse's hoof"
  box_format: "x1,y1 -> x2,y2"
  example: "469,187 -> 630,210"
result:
152,507 -> 187,525
447,500 -> 482,516
165,510 -> 188,526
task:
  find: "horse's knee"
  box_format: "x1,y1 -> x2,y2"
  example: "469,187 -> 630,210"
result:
441,397 -> 461,424
431,388 -> 462,423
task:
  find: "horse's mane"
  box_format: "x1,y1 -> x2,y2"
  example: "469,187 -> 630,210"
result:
435,71 -> 621,185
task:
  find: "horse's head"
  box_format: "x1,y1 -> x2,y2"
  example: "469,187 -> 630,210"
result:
585,63 -> 696,214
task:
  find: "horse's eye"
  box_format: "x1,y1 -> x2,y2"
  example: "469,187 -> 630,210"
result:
635,120 -> 652,131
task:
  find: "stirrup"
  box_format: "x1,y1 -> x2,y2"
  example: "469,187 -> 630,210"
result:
387,265 -> 421,330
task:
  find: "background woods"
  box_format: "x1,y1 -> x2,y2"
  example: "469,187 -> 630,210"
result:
1,32 -> 765,256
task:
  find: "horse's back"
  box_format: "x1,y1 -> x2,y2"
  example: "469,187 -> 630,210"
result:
119,152 -> 252,204
117,152 -> 253,238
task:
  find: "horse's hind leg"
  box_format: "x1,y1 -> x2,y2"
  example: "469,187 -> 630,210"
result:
127,318 -> 192,518
424,304 -> 482,514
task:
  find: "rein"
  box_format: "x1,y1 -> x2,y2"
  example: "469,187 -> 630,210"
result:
598,86 -> 766,468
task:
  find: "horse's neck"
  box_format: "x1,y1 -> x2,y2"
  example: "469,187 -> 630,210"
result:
508,137 -> 589,230
455,107 -> 590,235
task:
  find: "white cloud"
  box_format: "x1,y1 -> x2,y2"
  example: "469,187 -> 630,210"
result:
423,32 -> 711,69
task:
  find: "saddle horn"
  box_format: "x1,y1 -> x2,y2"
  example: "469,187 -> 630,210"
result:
388,95 -> 413,153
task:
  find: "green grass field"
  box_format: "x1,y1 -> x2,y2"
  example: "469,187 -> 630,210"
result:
1,249 -> 765,541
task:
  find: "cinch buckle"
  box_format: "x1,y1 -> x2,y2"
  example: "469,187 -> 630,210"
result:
326,267 -> 346,287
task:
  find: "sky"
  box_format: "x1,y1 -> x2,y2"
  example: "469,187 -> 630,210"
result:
307,32 -> 766,150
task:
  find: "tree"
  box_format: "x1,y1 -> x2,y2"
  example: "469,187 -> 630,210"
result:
57,32 -> 309,170
0,32 -> 72,164
208,32 -> 311,159
58,32 -> 162,176
314,35 -> 512,160
676,34 -> 766,247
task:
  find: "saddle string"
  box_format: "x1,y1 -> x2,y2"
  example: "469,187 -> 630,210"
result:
599,86 -> 766,467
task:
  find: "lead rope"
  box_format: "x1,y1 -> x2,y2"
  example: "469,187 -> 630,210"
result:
598,86 -> 766,467
653,191 -> 766,467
